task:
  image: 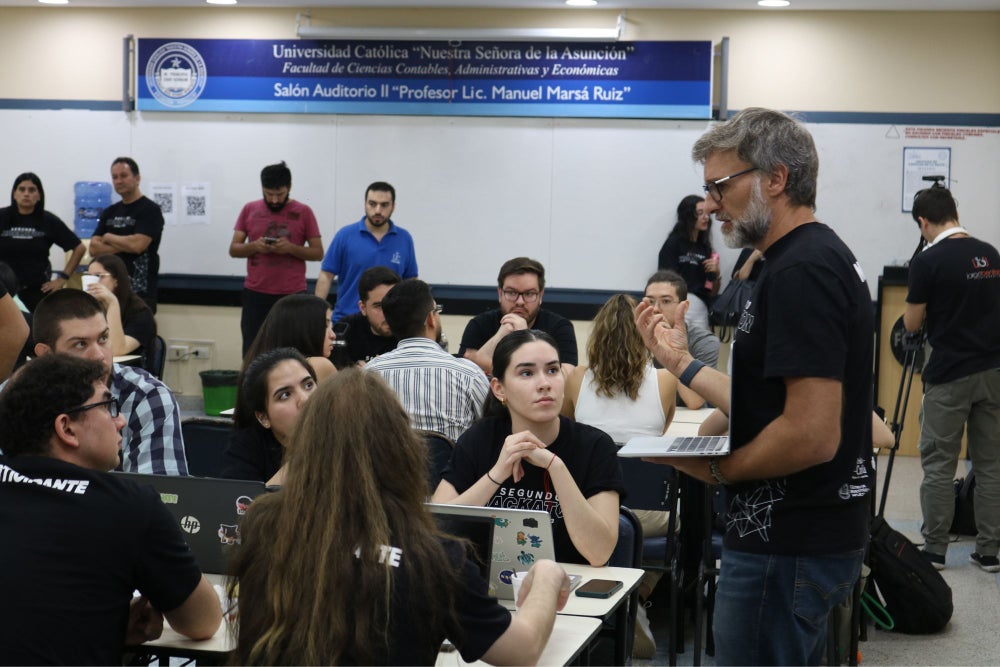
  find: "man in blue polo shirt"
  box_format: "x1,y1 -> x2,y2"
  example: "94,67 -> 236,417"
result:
315,181 -> 418,323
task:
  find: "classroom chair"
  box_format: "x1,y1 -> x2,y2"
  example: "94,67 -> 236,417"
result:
181,418 -> 230,478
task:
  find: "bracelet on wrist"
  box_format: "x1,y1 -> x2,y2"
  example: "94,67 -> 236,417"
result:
708,457 -> 729,485
53,271 -> 69,280
678,359 -> 706,388
486,471 -> 503,486
545,454 -> 557,471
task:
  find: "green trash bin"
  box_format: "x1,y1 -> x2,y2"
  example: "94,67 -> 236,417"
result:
199,370 -> 239,416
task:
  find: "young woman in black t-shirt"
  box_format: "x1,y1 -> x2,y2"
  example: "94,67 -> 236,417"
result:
433,330 -> 623,566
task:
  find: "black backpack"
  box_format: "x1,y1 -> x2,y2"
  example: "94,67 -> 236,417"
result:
950,472 -> 977,536
867,516 -> 953,634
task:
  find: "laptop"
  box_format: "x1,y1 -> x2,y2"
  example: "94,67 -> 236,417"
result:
427,503 -> 556,600
618,434 -> 730,458
114,472 -> 268,574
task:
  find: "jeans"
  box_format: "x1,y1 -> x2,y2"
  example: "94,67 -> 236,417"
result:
713,548 -> 864,666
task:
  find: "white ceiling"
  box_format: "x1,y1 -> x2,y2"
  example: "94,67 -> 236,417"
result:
4,0 -> 1000,11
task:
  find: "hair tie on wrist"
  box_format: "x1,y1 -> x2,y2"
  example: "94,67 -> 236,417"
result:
545,454 -> 557,471
486,471 -> 502,485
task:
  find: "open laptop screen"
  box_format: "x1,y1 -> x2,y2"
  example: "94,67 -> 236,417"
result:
430,510 -> 495,582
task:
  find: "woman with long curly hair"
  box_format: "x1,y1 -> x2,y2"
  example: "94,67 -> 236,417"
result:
563,293 -> 677,443
229,369 -> 570,665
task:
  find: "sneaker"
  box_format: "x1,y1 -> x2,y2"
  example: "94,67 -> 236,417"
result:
632,601 -> 656,659
970,552 -> 1000,573
921,549 -> 946,570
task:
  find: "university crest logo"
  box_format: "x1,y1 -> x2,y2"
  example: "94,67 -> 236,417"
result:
146,42 -> 207,108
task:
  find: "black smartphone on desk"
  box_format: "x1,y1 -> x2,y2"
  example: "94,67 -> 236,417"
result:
575,578 -> 623,599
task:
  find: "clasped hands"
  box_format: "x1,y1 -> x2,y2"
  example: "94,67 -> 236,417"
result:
491,430 -> 556,484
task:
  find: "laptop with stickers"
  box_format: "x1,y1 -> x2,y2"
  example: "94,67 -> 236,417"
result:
113,472 -> 268,574
618,434 -> 730,458
426,503 -> 555,600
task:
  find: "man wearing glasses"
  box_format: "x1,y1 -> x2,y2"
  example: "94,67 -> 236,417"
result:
643,269 -> 720,409
366,279 -> 489,441
0,354 -> 221,663
636,108 -> 874,665
23,289 -> 187,475
459,257 -> 578,375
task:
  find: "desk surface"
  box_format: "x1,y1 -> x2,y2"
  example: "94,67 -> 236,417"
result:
434,614 -> 601,667
672,407 -> 715,425
498,564 -> 643,619
142,569 -> 630,663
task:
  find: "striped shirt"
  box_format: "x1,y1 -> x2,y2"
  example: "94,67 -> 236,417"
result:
366,338 -> 490,441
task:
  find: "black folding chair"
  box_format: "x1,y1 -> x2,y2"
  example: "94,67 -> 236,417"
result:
617,453 -> 684,664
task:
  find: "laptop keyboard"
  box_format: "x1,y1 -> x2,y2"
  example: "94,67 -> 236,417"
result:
672,436 -> 729,454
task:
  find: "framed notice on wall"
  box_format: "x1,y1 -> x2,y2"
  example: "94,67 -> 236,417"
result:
901,146 -> 951,213
135,38 -> 713,119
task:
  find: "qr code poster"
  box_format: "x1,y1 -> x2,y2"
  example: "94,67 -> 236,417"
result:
181,183 -> 210,225
148,183 -> 177,225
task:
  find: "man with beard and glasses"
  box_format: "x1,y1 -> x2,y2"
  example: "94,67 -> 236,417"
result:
316,181 -> 418,324
635,108 -> 874,666
89,158 -> 165,313
459,257 -> 577,375
230,161 -> 324,356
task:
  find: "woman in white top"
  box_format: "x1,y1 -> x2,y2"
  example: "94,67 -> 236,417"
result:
562,293 -> 678,657
563,293 -> 677,442
563,292 -> 678,539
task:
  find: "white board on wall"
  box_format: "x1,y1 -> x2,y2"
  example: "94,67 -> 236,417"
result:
1,109 -> 996,298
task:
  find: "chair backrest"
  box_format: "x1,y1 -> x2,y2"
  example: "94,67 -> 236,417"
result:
181,418 -> 231,478
148,334 -> 166,379
609,505 -> 644,569
618,454 -> 678,512
417,430 -> 454,493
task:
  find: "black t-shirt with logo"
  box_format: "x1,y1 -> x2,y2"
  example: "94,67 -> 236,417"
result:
728,223 -> 874,556
94,196 -> 164,298
0,456 -> 202,664
443,415 -> 625,565
907,236 -> 1000,384
0,207 -> 81,289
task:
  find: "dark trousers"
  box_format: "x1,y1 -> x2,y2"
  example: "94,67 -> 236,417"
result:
240,289 -> 295,358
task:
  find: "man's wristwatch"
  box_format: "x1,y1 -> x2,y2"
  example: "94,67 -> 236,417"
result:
708,457 -> 729,485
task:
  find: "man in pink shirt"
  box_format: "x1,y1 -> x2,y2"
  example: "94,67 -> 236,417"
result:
229,161 -> 324,356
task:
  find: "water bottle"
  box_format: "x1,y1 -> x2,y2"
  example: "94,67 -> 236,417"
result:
73,181 -> 112,237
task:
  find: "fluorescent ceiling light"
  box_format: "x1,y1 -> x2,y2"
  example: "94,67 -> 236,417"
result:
297,15 -> 624,42
206,0 -> 238,4
566,0 -> 599,6
38,0 -> 70,4
758,0 -> 791,6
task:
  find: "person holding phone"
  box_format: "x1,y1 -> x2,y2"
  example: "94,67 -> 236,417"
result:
229,161 -> 324,356
432,329 -> 625,567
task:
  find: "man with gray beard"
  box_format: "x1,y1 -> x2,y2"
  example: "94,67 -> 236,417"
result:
635,108 -> 874,665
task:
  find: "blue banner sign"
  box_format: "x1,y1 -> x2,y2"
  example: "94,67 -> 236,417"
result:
136,38 -> 712,119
